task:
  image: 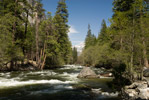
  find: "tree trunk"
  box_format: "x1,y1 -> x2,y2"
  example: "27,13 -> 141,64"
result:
40,43 -> 46,69
139,59 -> 143,80
35,12 -> 39,66
23,10 -> 29,56
11,0 -> 18,70
139,2 -> 149,68
41,55 -> 46,70
129,5 -> 135,80
142,38 -> 149,68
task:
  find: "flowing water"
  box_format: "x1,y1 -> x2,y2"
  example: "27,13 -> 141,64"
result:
0,65 -> 120,100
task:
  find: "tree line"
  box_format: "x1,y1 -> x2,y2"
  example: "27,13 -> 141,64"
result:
79,0 -> 149,84
0,0 -> 74,70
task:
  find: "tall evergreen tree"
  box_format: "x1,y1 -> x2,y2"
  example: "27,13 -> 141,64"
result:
85,24 -> 96,49
72,47 -> 78,64
54,0 -> 71,64
98,19 -> 108,44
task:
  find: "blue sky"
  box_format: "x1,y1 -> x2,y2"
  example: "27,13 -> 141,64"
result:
42,0 -> 114,46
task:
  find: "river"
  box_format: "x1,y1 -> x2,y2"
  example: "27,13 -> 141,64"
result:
0,65 -> 120,100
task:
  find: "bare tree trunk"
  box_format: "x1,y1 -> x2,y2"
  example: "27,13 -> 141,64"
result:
40,43 -> 46,69
41,55 -> 46,70
139,2 -> 149,68
38,49 -> 43,68
130,5 -> 135,81
142,38 -> 149,68
23,10 -> 29,57
35,12 -> 39,66
139,59 -> 143,80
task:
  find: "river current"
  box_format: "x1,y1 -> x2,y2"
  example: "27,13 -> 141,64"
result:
0,65 -> 120,100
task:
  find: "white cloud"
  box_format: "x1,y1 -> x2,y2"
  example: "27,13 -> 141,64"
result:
68,25 -> 79,35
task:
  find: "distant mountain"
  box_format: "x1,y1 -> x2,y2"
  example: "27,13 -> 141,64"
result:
73,42 -> 84,55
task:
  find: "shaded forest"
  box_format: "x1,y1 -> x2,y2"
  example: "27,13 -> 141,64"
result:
0,0 -> 74,70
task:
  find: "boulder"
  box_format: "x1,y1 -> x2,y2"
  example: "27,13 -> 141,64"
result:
144,68 -> 149,77
77,67 -> 99,78
138,88 -> 149,100
123,81 -> 149,100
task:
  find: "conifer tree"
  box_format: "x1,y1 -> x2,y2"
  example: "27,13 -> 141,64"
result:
54,0 -> 71,64
85,24 -> 96,49
98,19 -> 108,44
72,47 -> 78,64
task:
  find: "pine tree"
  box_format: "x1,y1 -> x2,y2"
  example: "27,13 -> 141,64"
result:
72,47 -> 78,64
0,0 -> 30,69
98,19 -> 108,44
54,0 -> 71,64
110,0 -> 149,81
85,24 -> 96,49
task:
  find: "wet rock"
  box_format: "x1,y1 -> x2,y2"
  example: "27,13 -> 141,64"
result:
125,81 -> 147,89
123,81 -> 149,100
91,88 -> 119,98
138,88 -> 149,100
124,89 -> 138,99
100,73 -> 112,77
144,77 -> 149,86
144,68 -> 149,77
91,88 -> 102,94
77,67 -> 99,78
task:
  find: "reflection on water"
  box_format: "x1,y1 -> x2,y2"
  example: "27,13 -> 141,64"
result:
0,65 -> 120,100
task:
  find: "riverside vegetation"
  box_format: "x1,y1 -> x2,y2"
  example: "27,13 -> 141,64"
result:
0,0 -> 149,100
0,0 -> 73,70
79,0 -> 149,91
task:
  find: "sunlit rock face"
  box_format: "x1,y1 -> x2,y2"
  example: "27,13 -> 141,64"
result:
77,67 -> 99,78
123,80 -> 149,100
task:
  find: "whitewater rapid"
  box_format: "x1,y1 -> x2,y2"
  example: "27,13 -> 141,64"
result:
0,65 -> 120,100
0,65 -> 80,89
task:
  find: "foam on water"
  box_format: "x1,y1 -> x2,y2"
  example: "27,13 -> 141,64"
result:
27,70 -> 57,75
61,72 -> 79,81
61,65 -> 83,70
0,79 -> 75,89
0,65 -> 119,100
53,84 -> 73,89
29,85 -> 73,95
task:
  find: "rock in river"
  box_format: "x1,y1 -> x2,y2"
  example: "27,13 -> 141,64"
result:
77,67 -> 99,78
123,81 -> 149,100
144,68 -> 149,77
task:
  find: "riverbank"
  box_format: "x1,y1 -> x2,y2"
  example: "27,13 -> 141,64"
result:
122,78 -> 149,100
0,61 -> 64,72
0,64 -> 39,71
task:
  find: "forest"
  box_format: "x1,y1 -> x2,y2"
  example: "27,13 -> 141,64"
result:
0,0 -> 73,70
79,0 -> 149,83
0,0 -> 149,100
